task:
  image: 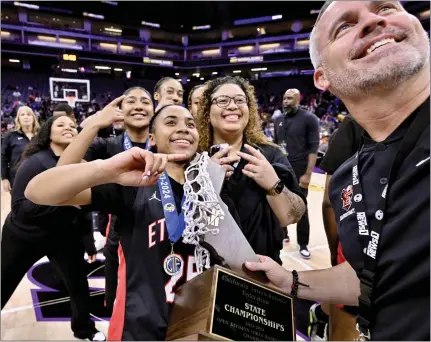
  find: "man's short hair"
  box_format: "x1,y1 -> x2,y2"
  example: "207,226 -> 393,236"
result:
53,103 -> 73,116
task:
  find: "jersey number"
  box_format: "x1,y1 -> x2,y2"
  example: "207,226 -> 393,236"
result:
165,256 -> 199,303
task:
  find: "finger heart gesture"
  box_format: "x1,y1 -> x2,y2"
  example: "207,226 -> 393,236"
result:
237,144 -> 280,191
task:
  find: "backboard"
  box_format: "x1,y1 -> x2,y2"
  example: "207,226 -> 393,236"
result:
49,77 -> 90,104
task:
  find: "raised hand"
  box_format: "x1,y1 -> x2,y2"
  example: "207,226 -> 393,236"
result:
104,147 -> 188,187
210,145 -> 241,178
93,95 -> 126,129
237,144 -> 280,191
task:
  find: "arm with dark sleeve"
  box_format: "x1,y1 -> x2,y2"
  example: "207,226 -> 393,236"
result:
12,157 -> 72,219
273,117 -> 280,144
266,147 -> 307,226
304,113 -> 320,175
1,133 -> 11,180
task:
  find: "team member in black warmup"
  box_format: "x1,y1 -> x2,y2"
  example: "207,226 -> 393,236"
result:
154,77 -> 184,108
245,1 -> 430,340
188,83 -> 207,117
273,88 -> 320,259
196,76 -> 306,265
308,115 -> 364,340
26,105 -> 239,341
1,115 -> 105,341
1,106 -> 40,191
58,86 -> 154,315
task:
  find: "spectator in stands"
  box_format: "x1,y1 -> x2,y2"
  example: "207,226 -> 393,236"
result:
154,77 -> 184,108
196,76 -> 306,264
187,84 -> 207,117
273,88 -> 320,259
53,103 -> 76,123
1,106 -> 40,191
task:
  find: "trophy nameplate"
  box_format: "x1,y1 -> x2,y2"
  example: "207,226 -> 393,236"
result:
166,157 -> 295,341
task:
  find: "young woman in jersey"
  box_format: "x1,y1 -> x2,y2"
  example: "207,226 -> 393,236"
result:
196,76 -> 306,264
58,86 -> 154,315
1,106 -> 40,191
1,115 -> 105,341
154,77 -> 184,108
26,104 -> 241,341
188,84 -> 207,117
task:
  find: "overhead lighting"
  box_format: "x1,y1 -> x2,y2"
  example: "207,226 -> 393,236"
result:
212,72 -> 218,75
102,1 -> 118,5
238,46 -> 254,52
95,66 -> 111,70
1,31 -> 11,37
260,43 -> 280,50
104,27 -> 122,33
38,35 -> 56,42
187,79 -> 190,82
310,9 -> 320,15
193,73 -> 200,77
175,72 -> 180,76
193,25 -> 211,30
28,40 -> 83,50
272,15 -> 282,20
14,1 -> 39,9
251,67 -> 267,71
114,68 -> 123,71
59,38 -> 76,44
177,79 -> 182,82
100,42 -> 117,49
120,45 -> 133,51
61,68 -> 78,73
202,49 -> 220,56
233,70 -> 241,73
142,20 -> 160,28
9,59 -> 20,63
420,9 -> 430,19
148,48 -> 166,54
296,39 -> 310,47
83,12 -> 104,20
200,77 -> 204,81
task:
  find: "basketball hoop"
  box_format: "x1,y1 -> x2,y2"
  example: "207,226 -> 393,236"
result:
66,95 -> 76,108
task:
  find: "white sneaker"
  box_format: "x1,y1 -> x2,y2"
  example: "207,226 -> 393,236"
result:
299,245 -> 311,259
93,231 -> 106,252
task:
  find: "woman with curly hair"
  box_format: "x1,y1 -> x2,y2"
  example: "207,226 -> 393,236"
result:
195,76 -> 306,264
1,115 -> 106,341
1,105 -> 40,192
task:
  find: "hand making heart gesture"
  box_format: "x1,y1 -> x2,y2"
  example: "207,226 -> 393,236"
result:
236,144 -> 280,191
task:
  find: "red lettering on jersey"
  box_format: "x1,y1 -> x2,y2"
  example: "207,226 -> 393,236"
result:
148,221 -> 157,248
159,219 -> 165,242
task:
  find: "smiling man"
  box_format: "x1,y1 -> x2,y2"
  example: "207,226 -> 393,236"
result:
244,1 -> 430,340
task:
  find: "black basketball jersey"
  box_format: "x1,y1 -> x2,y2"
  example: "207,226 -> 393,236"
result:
85,178 -> 205,340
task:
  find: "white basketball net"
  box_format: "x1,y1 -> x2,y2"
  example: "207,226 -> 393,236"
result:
182,152 -> 225,274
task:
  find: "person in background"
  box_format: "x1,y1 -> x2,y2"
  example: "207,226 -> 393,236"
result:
153,77 -> 184,108
196,76 -> 306,265
245,1 -> 430,340
1,115 -> 104,341
187,84 -> 207,117
1,106 -> 40,191
57,86 -> 154,316
308,115 -> 364,340
273,88 -> 320,259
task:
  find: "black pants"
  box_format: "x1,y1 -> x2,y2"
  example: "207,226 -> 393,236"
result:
103,215 -> 119,315
1,223 -> 96,338
290,160 -> 310,246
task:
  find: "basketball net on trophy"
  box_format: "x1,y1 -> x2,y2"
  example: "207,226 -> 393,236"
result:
182,152 -> 225,274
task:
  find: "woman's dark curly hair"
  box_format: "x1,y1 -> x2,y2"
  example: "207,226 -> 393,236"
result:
195,76 -> 270,152
17,115 -> 72,168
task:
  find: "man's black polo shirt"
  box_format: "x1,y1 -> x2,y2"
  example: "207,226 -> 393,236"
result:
329,98 -> 430,340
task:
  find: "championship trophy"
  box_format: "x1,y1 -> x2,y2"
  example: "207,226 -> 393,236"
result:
165,153 -> 296,341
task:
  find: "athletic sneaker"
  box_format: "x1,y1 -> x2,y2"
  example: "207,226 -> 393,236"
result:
283,236 -> 290,244
299,245 -> 311,259
308,303 -> 328,341
93,231 -> 106,252
75,330 -> 106,341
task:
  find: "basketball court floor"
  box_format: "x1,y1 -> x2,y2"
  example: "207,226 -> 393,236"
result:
1,172 -> 331,340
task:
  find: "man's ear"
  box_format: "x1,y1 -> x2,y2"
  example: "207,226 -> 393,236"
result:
314,68 -> 331,91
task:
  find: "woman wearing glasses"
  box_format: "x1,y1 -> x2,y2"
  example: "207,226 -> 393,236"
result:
196,76 -> 306,264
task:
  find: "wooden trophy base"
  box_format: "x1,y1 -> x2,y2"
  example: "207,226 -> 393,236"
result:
166,265 -> 295,341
